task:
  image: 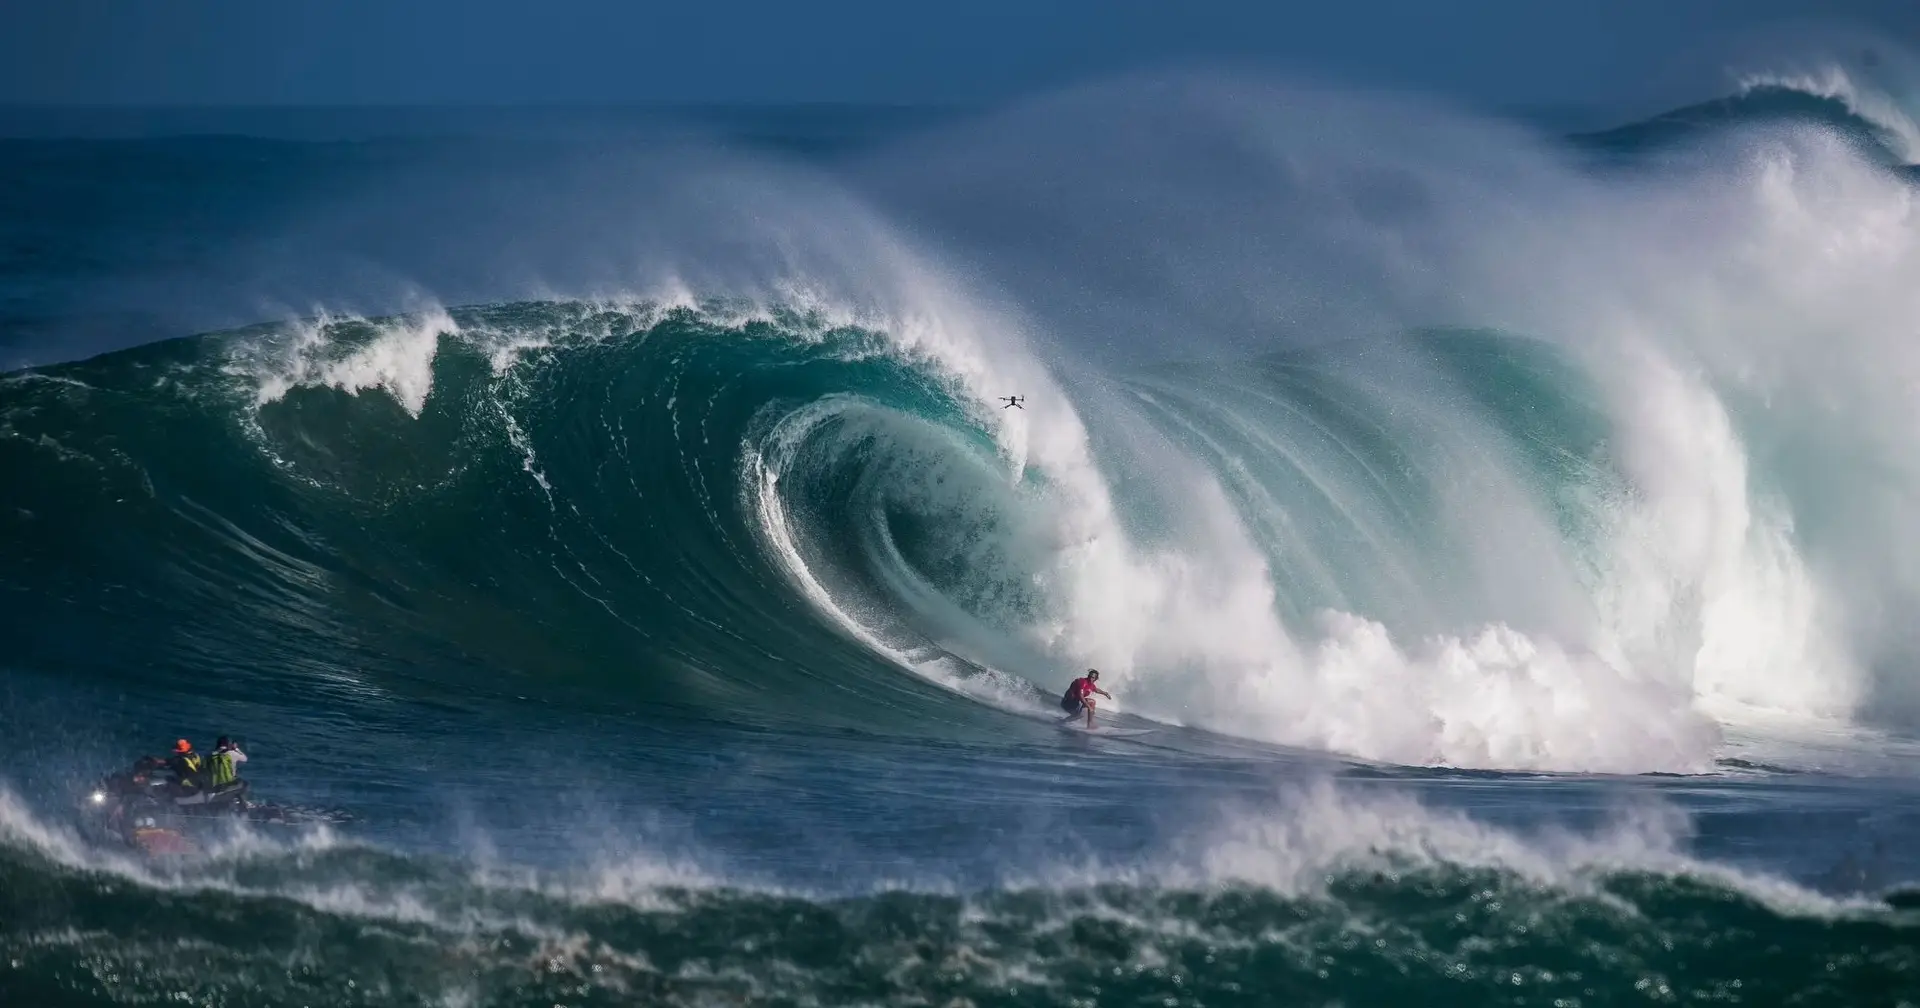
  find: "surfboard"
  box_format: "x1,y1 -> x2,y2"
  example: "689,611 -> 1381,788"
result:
1056,721 -> 1155,738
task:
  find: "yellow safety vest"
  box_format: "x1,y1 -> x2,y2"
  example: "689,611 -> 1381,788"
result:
209,751 -> 237,787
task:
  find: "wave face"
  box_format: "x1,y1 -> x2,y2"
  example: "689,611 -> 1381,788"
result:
0,298 -> 1817,772
1,303 -> 992,729
7,57 -> 1920,1008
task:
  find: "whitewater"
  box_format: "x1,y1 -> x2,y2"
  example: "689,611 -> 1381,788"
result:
3,62 -> 1920,1007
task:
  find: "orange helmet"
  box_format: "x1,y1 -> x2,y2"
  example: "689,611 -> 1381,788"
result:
173,739 -> 192,753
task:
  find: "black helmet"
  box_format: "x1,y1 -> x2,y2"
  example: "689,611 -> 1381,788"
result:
1086,668 -> 1100,679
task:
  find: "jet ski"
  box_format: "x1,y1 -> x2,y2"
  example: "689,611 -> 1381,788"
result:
76,759 -> 302,854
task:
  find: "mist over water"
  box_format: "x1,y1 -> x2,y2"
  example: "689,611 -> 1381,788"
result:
646,68 -> 1920,772
5,53 -> 1920,1007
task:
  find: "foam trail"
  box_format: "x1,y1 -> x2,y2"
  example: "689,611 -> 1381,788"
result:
0,778 -> 1873,929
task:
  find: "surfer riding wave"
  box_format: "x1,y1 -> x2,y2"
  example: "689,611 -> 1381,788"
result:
1060,669 -> 1112,728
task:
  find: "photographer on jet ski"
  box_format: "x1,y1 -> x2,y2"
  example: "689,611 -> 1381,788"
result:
207,736 -> 247,791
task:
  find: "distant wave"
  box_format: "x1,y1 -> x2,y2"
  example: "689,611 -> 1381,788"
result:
1738,65 -> 1920,162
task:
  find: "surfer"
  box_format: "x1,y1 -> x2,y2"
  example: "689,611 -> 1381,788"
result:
1060,669 -> 1111,728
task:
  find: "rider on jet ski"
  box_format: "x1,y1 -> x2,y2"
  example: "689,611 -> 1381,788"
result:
166,739 -> 204,796
208,736 -> 247,788
163,736 -> 250,805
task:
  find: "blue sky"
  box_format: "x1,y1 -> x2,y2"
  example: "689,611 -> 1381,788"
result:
1,1 -> 1912,109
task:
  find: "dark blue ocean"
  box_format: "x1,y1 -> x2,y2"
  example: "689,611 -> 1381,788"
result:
4,75 -> 1920,1006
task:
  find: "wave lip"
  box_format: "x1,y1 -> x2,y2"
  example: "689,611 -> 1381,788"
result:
1737,65 -> 1920,163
